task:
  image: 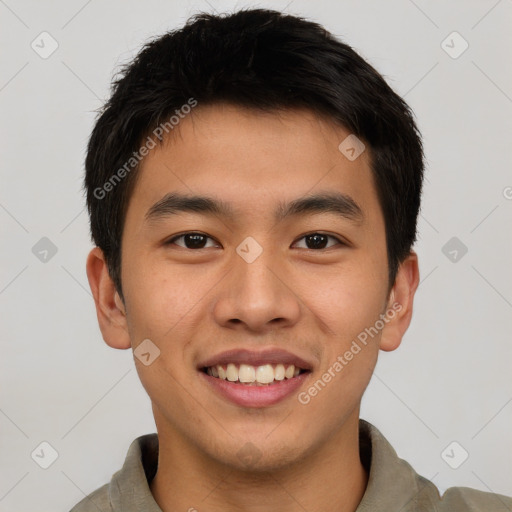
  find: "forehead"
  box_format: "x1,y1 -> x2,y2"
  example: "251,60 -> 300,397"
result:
126,103 -> 381,227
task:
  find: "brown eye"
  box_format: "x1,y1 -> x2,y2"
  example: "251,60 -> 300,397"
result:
166,232 -> 218,249
293,233 -> 343,250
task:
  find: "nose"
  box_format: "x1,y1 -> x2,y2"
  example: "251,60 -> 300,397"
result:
212,244 -> 301,333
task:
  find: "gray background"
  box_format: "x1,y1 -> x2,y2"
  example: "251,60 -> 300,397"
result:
1,0 -> 511,510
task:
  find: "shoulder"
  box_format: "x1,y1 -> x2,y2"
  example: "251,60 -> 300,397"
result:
68,433 -> 159,511
358,420 -> 512,512
437,485 -> 512,511
69,483 -> 111,512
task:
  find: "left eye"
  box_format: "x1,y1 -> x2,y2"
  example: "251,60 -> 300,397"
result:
292,233 -> 343,250
166,232 -> 343,250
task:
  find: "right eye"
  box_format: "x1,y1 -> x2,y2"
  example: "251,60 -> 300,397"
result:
165,232 -> 220,250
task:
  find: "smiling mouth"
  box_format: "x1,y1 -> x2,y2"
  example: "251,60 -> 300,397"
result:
201,363 -> 310,386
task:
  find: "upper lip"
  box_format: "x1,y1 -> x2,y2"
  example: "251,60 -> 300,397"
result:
198,348 -> 314,371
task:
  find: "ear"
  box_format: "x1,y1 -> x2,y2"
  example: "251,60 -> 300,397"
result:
85,247 -> 131,350
379,251 -> 420,352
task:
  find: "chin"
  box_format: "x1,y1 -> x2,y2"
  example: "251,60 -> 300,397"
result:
210,437 -> 309,474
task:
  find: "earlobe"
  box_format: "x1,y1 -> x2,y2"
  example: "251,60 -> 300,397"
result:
379,252 -> 420,352
85,247 -> 131,350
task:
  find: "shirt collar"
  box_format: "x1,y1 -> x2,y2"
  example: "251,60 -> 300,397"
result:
356,419 -> 439,511
109,432 -> 161,511
106,419 -> 437,511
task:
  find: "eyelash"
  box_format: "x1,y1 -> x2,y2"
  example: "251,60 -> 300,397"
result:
165,231 -> 345,250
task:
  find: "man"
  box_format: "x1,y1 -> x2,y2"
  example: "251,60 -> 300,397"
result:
71,7 -> 512,512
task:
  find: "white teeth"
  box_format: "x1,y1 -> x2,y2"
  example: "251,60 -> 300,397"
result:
206,363 -> 303,384
256,364 -> 274,384
274,364 -> 285,381
226,363 -> 238,382
239,364 -> 256,383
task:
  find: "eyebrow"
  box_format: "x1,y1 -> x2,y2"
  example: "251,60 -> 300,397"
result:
144,191 -> 364,225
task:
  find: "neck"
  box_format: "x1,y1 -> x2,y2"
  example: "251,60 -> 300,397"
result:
149,411 -> 368,512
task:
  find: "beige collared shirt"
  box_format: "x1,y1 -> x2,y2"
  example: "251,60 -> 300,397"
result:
70,419 -> 512,511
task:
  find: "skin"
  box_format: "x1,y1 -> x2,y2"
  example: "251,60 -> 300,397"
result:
86,103 -> 419,512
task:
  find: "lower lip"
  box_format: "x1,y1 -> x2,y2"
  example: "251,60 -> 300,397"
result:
199,371 -> 311,408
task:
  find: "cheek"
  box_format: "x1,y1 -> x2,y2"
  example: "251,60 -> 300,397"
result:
123,257 -> 208,337
297,288 -> 383,422
123,264 -> 207,414
298,267 -> 386,413
307,262 -> 388,337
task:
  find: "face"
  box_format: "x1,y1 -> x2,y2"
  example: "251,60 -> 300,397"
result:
88,102 -> 418,471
